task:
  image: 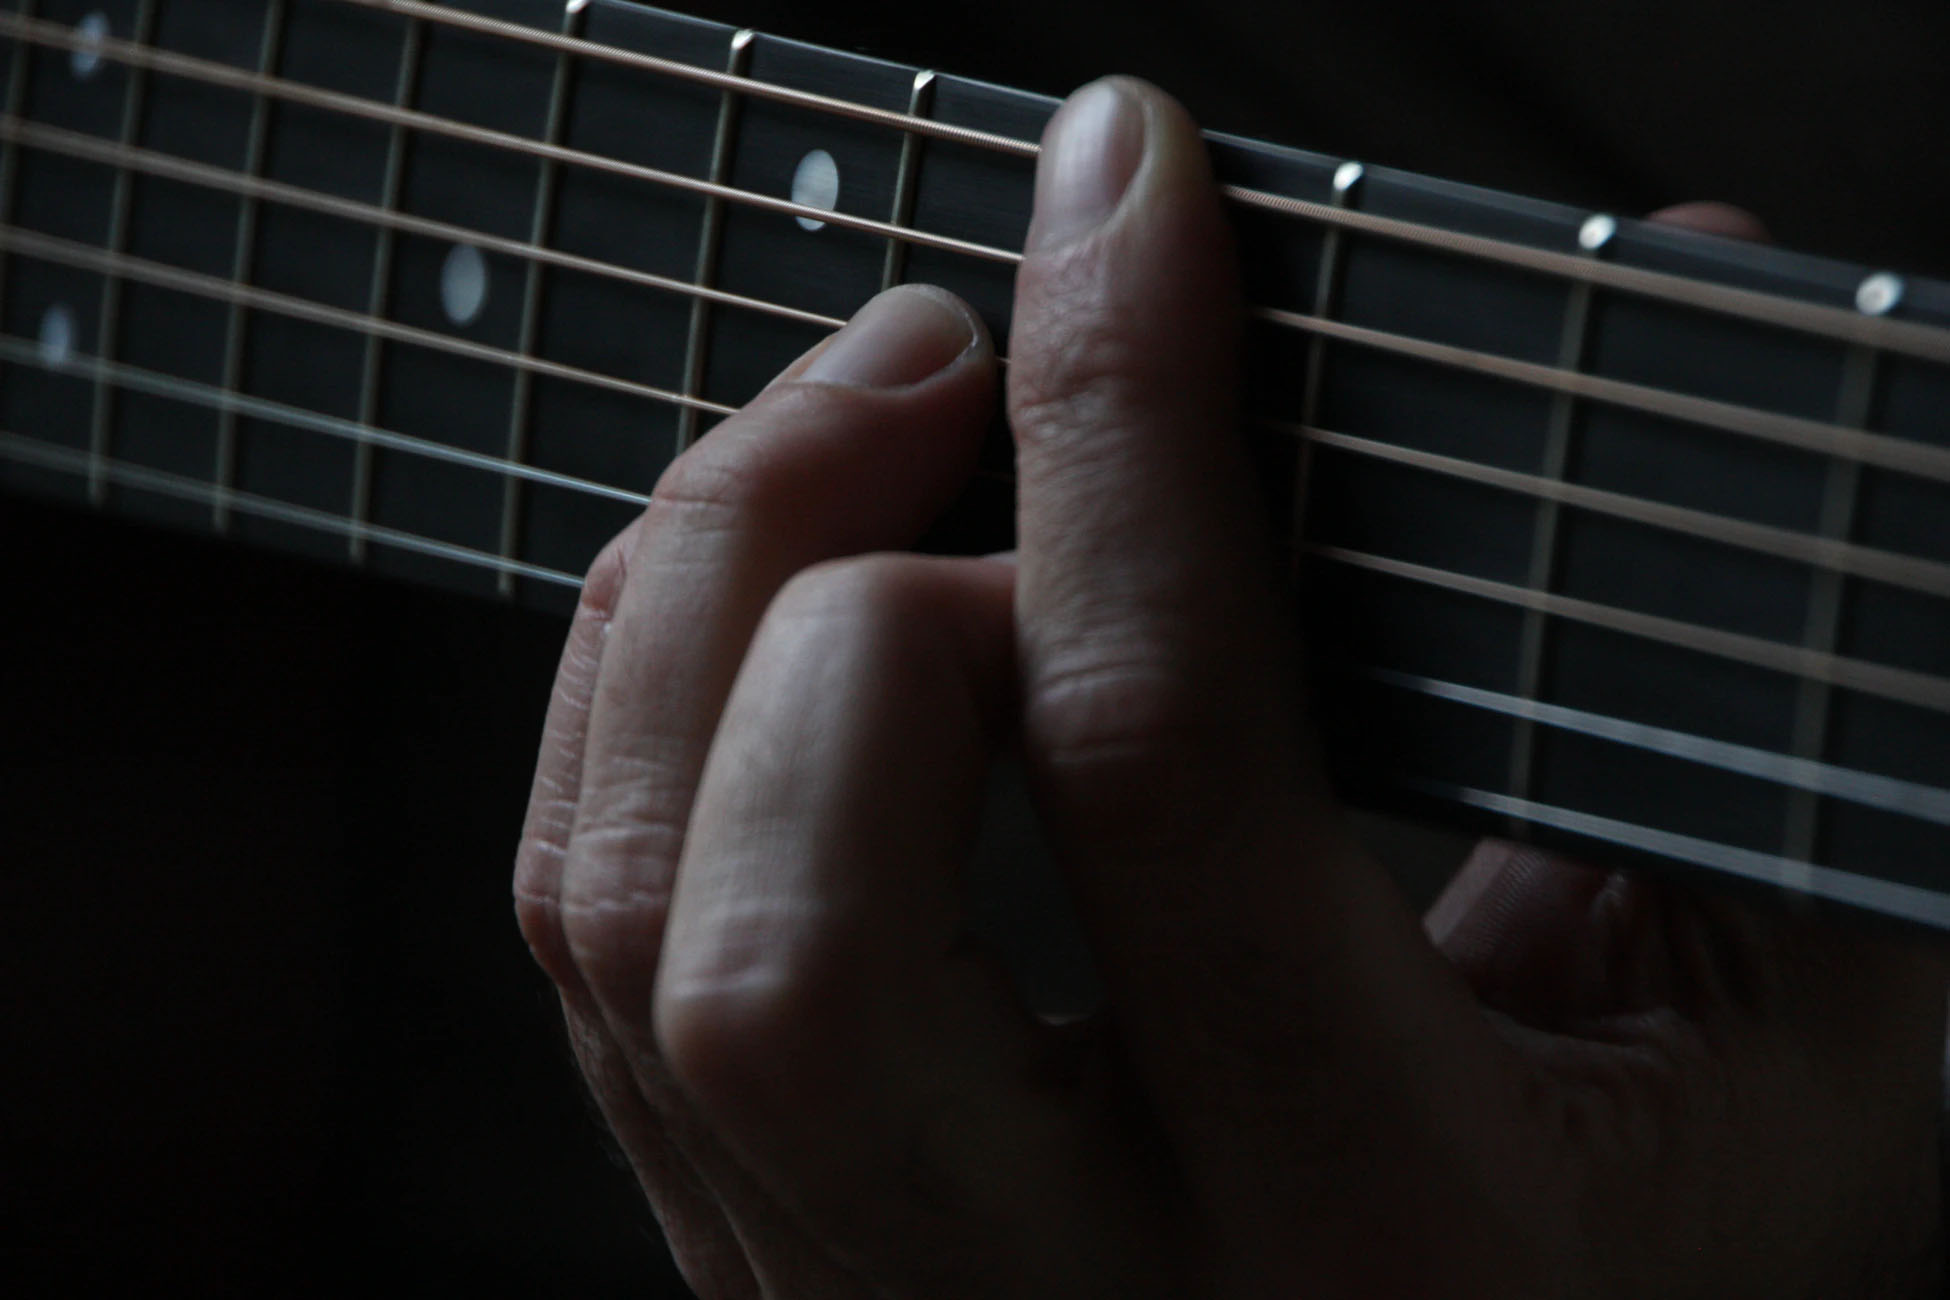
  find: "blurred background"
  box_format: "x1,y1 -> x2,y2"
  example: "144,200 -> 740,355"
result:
8,0 -> 1948,1293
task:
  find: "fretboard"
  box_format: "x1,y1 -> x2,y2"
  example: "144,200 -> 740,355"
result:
4,0 -> 1949,930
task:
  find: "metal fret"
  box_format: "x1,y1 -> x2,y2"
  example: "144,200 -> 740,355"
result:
346,15 -> 425,565
210,0 -> 290,533
1505,213 -> 1615,820
1778,273 -> 1898,871
1287,159 -> 1361,559
671,26 -> 753,454
0,0 -> 38,321
491,0 -> 584,600
84,0 -> 158,506
880,68 -> 935,291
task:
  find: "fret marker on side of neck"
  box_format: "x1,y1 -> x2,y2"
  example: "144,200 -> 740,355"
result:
792,149 -> 840,232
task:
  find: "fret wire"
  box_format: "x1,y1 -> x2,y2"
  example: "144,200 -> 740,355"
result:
2,332 -> 648,504
0,226 -> 737,412
85,0 -> 158,508
10,9 -> 1950,370
0,0 -> 39,322
674,27 -> 754,455
348,15 -> 424,566
0,427 -> 582,587
1259,303 -> 1950,487
1309,543 -> 1950,717
494,1 -> 585,599
211,0 -> 291,534
880,68 -> 935,292
1781,337 -> 1882,868
1506,214 -> 1613,827
1418,779 -> 1950,931
1361,666 -> 1950,829
0,115 -> 844,331
1287,159 -> 1360,570
1291,424 -> 1950,602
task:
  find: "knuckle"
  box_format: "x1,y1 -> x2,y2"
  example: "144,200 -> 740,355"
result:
771,551 -> 931,633
1027,650 -> 1215,775
556,809 -> 687,989
655,906 -> 853,1106
1006,285 -> 1152,458
576,515 -> 643,621
647,386 -> 850,532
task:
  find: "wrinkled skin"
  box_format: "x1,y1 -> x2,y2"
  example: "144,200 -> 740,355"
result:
515,78 -> 1948,1298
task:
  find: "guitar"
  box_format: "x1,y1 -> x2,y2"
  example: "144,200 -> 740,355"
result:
5,0 -> 1949,939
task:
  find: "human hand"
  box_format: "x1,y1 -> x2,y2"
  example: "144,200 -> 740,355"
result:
515,77 -> 1949,1298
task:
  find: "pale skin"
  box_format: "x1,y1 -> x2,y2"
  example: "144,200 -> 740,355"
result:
516,78 -> 1949,1297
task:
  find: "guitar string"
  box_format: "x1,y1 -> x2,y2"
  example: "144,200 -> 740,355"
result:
12,311 -> 1950,722
9,7 -> 1950,369
1357,667 -> 1950,829
325,0 -> 1950,368
10,116 -> 1950,497
12,206 -> 1950,610
0,116 -> 847,332
1416,777 -> 1950,932
1,223 -> 739,416
0,332 -> 655,506
19,114 -> 1950,500
1308,545 -> 1950,717
0,428 -> 584,586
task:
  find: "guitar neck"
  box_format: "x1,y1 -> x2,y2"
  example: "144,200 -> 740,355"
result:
4,0 -> 1949,929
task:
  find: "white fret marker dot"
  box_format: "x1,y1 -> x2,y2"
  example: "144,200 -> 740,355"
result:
792,149 -> 840,232
72,12 -> 109,81
1856,271 -> 1903,317
440,243 -> 488,327
1332,161 -> 1364,194
39,303 -> 75,367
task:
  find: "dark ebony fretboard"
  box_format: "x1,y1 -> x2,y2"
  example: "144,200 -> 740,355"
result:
4,0 -> 1949,929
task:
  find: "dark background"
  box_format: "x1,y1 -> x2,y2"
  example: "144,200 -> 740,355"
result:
9,1 -> 1950,1294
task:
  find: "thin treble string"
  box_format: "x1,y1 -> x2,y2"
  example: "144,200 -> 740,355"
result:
0,428 -> 585,586
325,0 -> 1950,368
9,110 -> 1950,497
13,8 -> 1950,370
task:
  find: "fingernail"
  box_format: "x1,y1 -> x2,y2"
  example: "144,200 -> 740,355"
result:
1028,78 -> 1146,253
800,285 -> 976,387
